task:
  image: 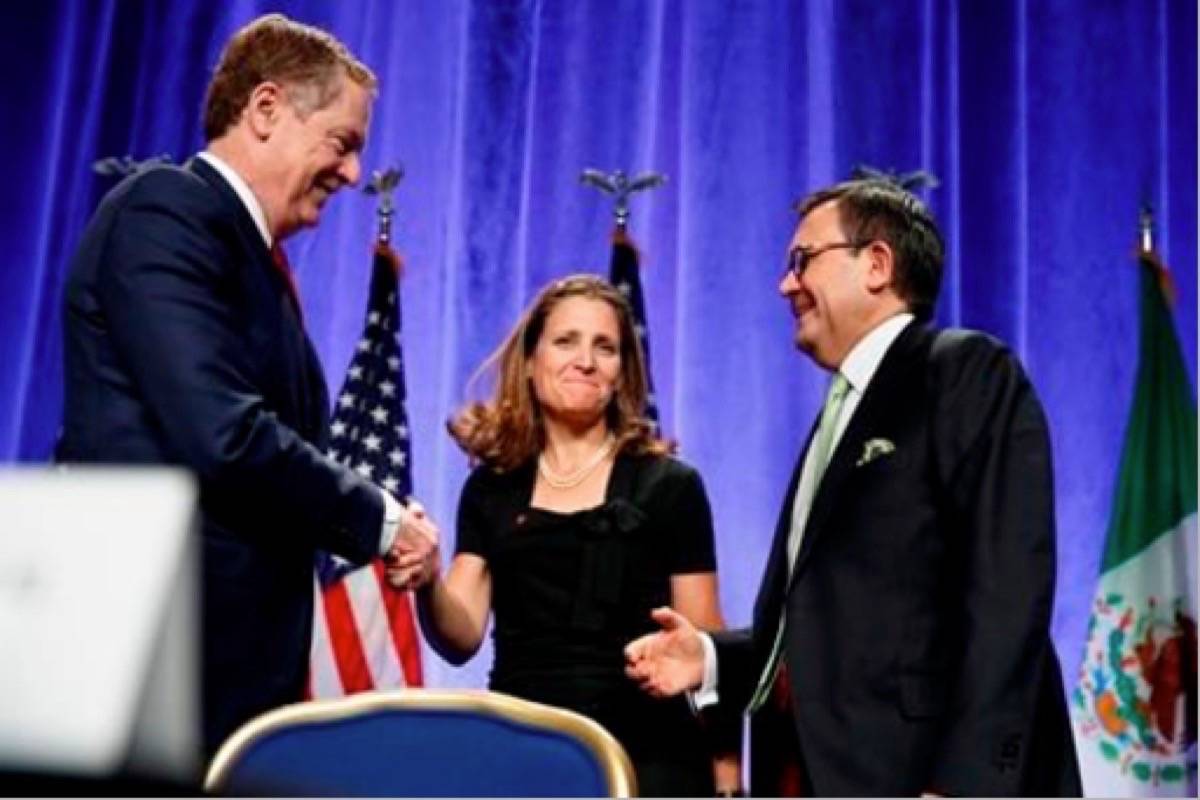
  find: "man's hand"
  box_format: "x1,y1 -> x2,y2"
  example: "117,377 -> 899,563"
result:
624,606 -> 706,697
384,500 -> 440,592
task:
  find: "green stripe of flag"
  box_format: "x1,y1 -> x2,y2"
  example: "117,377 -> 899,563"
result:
1101,257 -> 1198,571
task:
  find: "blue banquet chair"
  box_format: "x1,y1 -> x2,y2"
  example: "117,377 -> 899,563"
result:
204,689 -> 637,797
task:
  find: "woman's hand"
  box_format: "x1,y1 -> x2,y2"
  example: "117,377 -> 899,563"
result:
385,500 -> 441,591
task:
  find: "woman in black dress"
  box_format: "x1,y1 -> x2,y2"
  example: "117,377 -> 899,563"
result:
389,274 -> 741,796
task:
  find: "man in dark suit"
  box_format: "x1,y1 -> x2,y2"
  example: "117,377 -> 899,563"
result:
626,179 -> 1082,796
58,14 -> 438,759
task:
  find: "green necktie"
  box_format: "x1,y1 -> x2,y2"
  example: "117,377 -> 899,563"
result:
748,372 -> 850,712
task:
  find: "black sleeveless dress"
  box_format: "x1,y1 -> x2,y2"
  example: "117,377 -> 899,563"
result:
456,453 -> 719,796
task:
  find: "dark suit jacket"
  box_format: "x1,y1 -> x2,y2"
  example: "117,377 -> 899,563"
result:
714,322 -> 1082,796
58,158 -> 384,756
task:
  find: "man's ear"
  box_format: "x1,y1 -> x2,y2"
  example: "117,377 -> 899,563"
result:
863,240 -> 895,293
244,81 -> 285,140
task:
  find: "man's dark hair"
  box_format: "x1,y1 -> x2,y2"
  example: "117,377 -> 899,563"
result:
202,13 -> 377,142
796,179 -> 944,321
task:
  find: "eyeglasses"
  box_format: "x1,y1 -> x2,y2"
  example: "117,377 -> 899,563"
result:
784,241 -> 865,280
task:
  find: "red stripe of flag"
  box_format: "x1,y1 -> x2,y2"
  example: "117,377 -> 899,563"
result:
323,576 -> 375,693
373,560 -> 424,686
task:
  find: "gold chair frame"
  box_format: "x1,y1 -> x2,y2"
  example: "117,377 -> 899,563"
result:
205,688 -> 637,797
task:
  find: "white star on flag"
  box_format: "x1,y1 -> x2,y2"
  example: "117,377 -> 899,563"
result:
356,338 -> 371,353
331,420 -> 347,437
389,449 -> 407,467
387,356 -> 401,370
338,392 -> 356,409
348,365 -> 363,380
379,380 -> 396,397
370,406 -> 389,424
363,433 -> 382,451
354,462 -> 374,479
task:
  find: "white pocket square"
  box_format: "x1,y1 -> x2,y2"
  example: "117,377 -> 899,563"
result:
856,437 -> 895,467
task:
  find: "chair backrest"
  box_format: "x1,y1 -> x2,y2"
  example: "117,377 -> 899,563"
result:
204,689 -> 637,797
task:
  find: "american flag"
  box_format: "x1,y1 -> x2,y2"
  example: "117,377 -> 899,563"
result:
308,242 -> 423,696
609,226 -> 659,425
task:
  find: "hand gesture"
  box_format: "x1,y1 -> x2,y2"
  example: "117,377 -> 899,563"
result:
624,606 -> 706,697
385,499 -> 440,592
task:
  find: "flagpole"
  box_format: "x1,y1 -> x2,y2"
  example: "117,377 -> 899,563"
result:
580,167 -> 667,428
365,166 -> 404,245
1135,204 -> 1179,304
1138,204 -> 1154,254
365,166 -> 405,277
579,168 -> 667,231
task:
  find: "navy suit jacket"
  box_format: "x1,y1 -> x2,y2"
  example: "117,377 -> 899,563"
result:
714,322 -> 1082,796
58,158 -> 384,756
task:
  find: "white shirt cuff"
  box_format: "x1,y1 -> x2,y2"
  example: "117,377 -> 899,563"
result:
379,489 -> 407,556
687,631 -> 720,710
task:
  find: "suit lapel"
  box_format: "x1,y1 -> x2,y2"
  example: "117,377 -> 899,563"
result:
186,157 -> 330,442
187,157 -> 274,273
789,323 -> 932,582
186,158 -> 297,331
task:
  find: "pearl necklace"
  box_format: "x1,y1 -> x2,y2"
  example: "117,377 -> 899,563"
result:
538,435 -> 616,489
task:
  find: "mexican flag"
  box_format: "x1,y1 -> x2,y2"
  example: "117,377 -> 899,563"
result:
1072,252 -> 1198,796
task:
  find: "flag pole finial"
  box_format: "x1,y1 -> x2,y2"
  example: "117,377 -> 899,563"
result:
1136,203 -> 1177,304
91,153 -> 173,179
580,168 -> 667,230
849,164 -> 940,192
364,166 -> 404,244
1138,204 -> 1154,254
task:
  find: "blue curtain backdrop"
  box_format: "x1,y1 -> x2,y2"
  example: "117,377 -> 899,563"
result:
1,0 -> 1194,694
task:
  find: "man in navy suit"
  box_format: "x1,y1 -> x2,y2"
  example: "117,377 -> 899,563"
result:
626,180 -> 1082,796
58,14 -> 438,758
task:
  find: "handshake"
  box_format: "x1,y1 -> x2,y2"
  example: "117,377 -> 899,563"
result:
383,500 -> 441,593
